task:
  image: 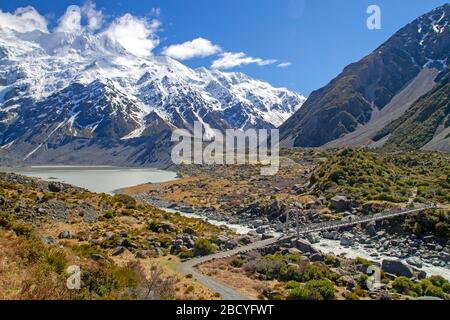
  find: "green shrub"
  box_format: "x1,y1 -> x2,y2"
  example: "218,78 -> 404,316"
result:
305,279 -> 336,300
12,221 -> 34,237
412,283 -> 423,296
148,220 -> 161,232
343,291 -> 360,300
355,257 -> 372,268
193,238 -> 216,256
428,275 -> 448,288
185,285 -> 195,294
424,285 -> 447,299
46,249 -> 68,275
285,281 -> 300,290
121,237 -> 133,248
288,279 -> 335,300
113,194 -> 137,209
442,282 -> 450,294
435,222 -> 448,237
324,255 -> 340,267
230,258 -> 245,268
104,211 -> 115,219
287,286 -> 322,300
72,243 -> 101,259
392,276 -> 414,294
179,248 -> 193,259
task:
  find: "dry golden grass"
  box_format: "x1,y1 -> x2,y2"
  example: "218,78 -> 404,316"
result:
122,154 -> 317,214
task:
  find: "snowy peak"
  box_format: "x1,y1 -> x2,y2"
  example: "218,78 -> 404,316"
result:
0,23 -> 305,163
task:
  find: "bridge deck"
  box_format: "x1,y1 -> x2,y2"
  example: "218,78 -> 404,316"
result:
288,204 -> 438,236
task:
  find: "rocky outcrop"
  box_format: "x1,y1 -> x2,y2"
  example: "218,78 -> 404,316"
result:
330,196 -> 351,211
381,259 -> 415,278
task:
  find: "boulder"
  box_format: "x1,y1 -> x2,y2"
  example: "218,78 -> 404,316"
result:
256,226 -> 269,234
58,230 -> 72,239
262,233 -> 274,240
135,250 -> 148,259
406,257 -> 423,269
417,270 -> 427,280
310,253 -> 325,262
322,231 -> 339,240
340,233 -> 355,247
111,246 -> 126,256
214,236 -> 229,245
337,275 -> 356,290
43,236 -> 56,244
330,196 -> 351,211
381,259 -> 414,278
237,235 -> 253,245
224,240 -> 238,250
292,239 -> 318,254
91,254 -> 106,261
160,222 -> 176,232
183,227 -> 195,235
292,184 -> 306,194
306,233 -> 320,244
48,182 -> 65,193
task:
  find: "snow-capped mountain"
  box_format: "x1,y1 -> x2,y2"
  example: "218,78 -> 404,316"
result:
0,26 -> 305,165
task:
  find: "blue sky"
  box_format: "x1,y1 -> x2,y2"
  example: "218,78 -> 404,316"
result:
0,0 -> 448,95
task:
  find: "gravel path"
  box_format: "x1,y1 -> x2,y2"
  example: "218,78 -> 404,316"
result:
175,237 -> 283,300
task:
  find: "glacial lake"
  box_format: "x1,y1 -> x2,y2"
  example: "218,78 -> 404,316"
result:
1,166 -> 177,194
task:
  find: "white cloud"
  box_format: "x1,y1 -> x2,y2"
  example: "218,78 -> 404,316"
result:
55,5 -> 82,33
163,38 -> 221,60
104,13 -> 160,57
277,62 -> 292,68
0,6 -> 48,33
211,52 -> 277,69
81,1 -> 103,31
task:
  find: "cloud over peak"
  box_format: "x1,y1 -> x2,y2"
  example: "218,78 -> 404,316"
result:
0,2 -> 286,66
55,5 -> 83,33
54,2 -> 104,33
162,37 -> 221,60
82,1 -> 104,31
0,6 -> 49,33
211,52 -> 277,69
104,14 -> 160,57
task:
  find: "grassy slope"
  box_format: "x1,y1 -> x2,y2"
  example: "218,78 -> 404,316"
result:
0,173 -> 227,299
374,81 -> 450,151
311,149 -> 450,205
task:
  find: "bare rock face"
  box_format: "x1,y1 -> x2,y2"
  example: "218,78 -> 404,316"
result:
381,259 -> 414,278
292,239 -> 319,255
330,196 -> 351,212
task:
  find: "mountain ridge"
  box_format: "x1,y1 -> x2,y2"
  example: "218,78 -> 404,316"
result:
0,25 -> 305,165
280,4 -> 449,151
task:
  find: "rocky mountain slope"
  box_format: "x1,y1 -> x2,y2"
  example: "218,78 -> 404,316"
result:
0,25 -> 305,166
280,4 -> 449,152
